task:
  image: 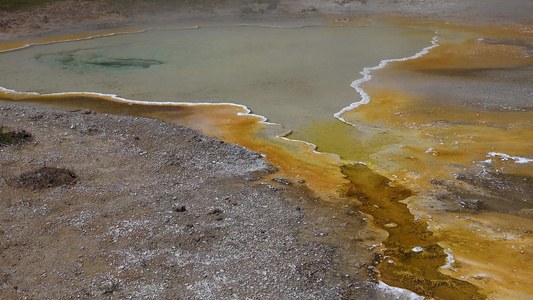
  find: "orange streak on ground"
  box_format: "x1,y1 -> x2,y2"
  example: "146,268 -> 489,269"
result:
378,15 -> 533,39
396,40 -> 532,70
171,105 -> 350,203
338,20 -> 533,299
435,212 -> 533,299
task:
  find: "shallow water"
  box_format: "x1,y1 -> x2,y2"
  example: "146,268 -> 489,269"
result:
0,25 -> 433,132
1,22 -> 532,299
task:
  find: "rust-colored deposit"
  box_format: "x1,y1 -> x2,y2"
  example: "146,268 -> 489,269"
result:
338,20 -> 533,299
342,163 -> 484,299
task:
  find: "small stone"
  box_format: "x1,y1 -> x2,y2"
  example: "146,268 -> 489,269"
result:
425,147 -> 439,156
272,177 -> 291,185
209,208 -> 223,215
411,246 -> 424,253
173,205 -> 186,212
80,109 -> 95,115
384,223 -> 398,228
100,280 -> 117,294
227,198 -> 239,206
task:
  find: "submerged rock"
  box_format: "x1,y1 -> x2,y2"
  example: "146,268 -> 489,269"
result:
36,51 -> 164,69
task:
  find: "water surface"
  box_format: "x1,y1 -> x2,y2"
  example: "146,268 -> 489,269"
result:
0,25 -> 433,133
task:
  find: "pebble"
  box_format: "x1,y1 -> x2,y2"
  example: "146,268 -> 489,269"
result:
411,246 -> 424,253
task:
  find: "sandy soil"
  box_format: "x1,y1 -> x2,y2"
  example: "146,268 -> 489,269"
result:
1,0 -> 532,299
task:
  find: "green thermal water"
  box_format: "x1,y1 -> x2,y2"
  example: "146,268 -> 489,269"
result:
0,26 -> 433,139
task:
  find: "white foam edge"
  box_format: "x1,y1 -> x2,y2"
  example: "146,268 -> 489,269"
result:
487,152 -> 533,164
0,85 -> 271,122
2,87 -> 350,166
376,281 -> 424,300
441,248 -> 457,271
334,33 -> 440,127
278,135 -> 343,161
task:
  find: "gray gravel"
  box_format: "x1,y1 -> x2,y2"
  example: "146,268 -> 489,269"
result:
0,102 -> 397,299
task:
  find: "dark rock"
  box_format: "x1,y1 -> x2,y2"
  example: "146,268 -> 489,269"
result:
173,205 -> 187,212
209,208 -> 223,215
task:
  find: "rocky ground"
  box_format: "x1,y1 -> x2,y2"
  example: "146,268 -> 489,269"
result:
0,102 -> 387,299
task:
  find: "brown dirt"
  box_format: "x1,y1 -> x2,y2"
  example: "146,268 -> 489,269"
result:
0,101 -> 385,299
